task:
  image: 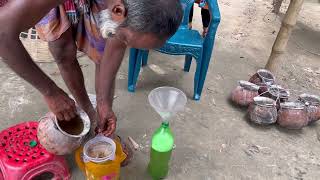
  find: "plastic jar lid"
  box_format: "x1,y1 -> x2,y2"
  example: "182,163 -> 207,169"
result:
83,135 -> 116,163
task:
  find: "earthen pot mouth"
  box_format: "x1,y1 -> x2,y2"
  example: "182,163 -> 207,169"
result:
280,102 -> 305,110
257,69 -> 275,85
239,80 -> 260,91
268,85 -> 290,99
54,107 -> 91,138
299,93 -> 320,106
253,97 -> 276,107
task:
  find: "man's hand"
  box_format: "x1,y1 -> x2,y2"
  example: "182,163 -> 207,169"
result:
43,88 -> 77,121
96,102 -> 116,137
94,37 -> 125,137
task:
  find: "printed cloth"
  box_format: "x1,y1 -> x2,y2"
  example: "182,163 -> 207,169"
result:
36,0 -> 107,63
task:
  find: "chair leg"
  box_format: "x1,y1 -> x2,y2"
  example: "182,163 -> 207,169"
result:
193,55 -> 203,100
128,48 -> 138,92
195,56 -> 211,100
128,48 -> 142,92
184,55 -> 192,72
195,18 -> 220,100
141,50 -> 149,66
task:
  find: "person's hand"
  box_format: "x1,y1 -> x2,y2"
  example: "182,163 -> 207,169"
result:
96,102 -> 116,137
43,88 -> 77,121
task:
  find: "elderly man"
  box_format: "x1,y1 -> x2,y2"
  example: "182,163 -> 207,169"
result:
0,0 -> 182,161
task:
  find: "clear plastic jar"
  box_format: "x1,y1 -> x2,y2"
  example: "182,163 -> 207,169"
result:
231,81 -> 259,106
248,97 -> 277,125
278,102 -> 308,129
299,94 -> 320,124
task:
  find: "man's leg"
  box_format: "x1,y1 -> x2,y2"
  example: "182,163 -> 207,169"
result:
201,8 -> 210,37
48,28 -> 96,120
189,5 -> 194,29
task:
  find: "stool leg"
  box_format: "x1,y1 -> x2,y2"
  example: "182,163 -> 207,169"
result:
0,167 -> 4,180
22,162 -> 71,180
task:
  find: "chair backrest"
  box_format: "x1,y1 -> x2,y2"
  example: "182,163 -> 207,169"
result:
180,0 -> 196,28
174,0 -> 221,61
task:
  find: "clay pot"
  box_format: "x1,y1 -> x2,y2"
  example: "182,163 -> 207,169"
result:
298,94 -> 320,124
249,69 -> 275,94
248,97 -> 277,125
231,81 -> 260,106
277,102 -> 308,130
37,109 -> 91,155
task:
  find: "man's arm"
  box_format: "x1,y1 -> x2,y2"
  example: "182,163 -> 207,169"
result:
0,0 -> 64,94
96,37 -> 126,136
96,37 -> 126,106
0,0 -> 77,120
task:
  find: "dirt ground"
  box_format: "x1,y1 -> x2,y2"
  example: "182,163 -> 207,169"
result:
0,0 -> 319,179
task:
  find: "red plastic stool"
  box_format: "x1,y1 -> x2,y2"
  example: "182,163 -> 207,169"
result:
0,121 -> 71,180
0,0 -> 8,7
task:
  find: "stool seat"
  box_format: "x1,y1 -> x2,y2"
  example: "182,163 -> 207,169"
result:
0,121 -> 70,180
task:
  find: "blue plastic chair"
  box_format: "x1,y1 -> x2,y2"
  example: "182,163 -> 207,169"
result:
128,0 -> 221,100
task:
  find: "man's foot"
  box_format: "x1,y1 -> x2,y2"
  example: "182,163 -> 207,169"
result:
188,23 -> 192,29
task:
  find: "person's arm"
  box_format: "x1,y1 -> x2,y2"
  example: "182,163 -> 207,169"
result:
96,37 -> 126,136
0,0 -> 77,120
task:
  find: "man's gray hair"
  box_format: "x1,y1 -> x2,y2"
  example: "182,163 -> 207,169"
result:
120,0 -> 183,38
98,9 -> 120,39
